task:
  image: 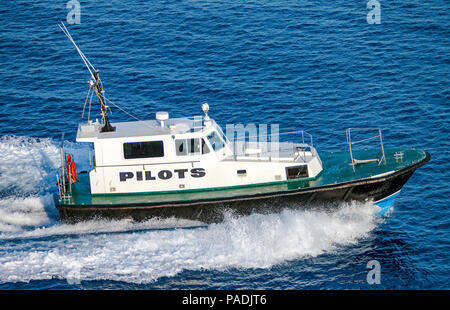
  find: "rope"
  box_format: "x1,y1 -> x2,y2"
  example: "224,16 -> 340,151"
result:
81,87 -> 91,120
58,22 -> 96,78
102,97 -> 159,131
88,88 -> 93,121
103,97 -> 143,122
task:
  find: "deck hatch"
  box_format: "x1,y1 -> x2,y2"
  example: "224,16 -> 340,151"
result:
286,165 -> 308,180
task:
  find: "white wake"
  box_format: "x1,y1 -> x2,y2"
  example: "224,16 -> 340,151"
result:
0,135 -> 381,284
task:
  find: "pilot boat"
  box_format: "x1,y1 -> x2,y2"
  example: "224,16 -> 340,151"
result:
55,24 -> 430,223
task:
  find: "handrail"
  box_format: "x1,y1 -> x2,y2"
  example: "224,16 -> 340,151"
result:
229,130 -> 317,163
232,130 -> 312,143
57,166 -> 72,201
57,133 -> 74,201
346,128 -> 386,172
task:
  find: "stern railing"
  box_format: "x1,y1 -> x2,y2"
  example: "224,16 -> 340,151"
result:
56,133 -> 73,201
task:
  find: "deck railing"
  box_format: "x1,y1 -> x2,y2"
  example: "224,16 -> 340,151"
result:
56,133 -> 73,201
346,127 -> 386,172
56,166 -> 72,201
229,130 -> 318,163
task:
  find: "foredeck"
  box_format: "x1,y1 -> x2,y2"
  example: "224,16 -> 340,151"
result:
56,148 -> 428,207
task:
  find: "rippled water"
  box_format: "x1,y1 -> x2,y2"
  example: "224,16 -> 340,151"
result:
0,1 -> 448,289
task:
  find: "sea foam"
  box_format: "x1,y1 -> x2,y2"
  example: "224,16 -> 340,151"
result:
0,135 -> 381,284
0,202 -> 380,284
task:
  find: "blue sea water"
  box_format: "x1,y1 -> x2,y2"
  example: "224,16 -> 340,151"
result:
0,0 -> 448,290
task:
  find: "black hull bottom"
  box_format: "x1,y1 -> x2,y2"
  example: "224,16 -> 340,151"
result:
57,154 -> 429,224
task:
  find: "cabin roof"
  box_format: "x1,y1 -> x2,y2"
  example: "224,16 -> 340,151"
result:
76,116 -> 215,141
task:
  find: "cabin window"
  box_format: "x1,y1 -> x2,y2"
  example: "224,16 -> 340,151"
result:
207,131 -> 225,151
175,139 -> 188,156
201,139 -> 210,154
175,138 -> 209,156
286,165 -> 309,180
123,141 -> 164,159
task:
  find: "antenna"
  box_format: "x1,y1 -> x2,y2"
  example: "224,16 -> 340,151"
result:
58,22 -> 114,132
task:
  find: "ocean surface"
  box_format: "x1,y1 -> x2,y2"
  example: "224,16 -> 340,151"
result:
0,0 -> 448,290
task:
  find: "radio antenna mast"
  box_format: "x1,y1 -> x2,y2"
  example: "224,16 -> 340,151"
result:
58,22 -> 114,132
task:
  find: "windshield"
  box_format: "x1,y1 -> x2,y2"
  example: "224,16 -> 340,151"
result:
215,125 -> 229,144
207,130 -> 225,151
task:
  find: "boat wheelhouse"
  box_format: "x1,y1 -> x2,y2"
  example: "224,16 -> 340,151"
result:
75,110 -> 323,196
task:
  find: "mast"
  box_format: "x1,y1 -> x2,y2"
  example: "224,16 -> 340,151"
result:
59,22 -> 115,132
92,70 -> 114,132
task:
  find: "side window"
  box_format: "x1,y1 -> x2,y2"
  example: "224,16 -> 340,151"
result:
201,138 -> 210,154
188,138 -> 201,155
175,138 -> 210,156
286,165 -> 309,180
175,139 -> 187,156
123,141 -> 164,159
